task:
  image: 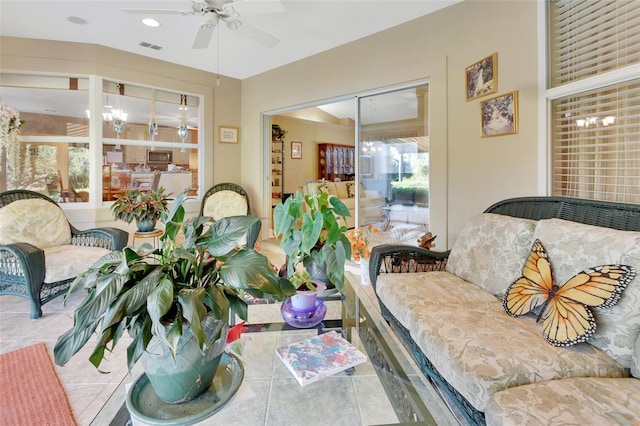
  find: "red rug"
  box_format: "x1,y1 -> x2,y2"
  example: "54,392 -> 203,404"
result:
0,343 -> 76,425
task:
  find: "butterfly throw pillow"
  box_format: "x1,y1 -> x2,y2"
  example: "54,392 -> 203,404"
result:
503,239 -> 636,347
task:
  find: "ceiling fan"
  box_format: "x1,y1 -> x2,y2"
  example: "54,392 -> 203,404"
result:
121,0 -> 284,49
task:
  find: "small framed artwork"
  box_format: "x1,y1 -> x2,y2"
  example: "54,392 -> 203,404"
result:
480,91 -> 518,138
219,126 -> 238,144
466,53 -> 497,101
291,141 -> 302,159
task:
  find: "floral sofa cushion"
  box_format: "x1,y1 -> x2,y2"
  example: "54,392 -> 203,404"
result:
411,301 -> 628,411
0,198 -> 71,248
532,218 -> 640,369
484,377 -> 640,426
446,213 -> 537,298
375,271 -> 497,329
632,334 -> 640,378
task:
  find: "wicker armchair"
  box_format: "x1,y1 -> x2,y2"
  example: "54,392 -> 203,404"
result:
199,183 -> 260,249
0,190 -> 128,318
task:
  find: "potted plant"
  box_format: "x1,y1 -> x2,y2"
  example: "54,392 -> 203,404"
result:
272,124 -> 287,141
111,187 -> 170,232
346,225 -> 379,285
288,270 -> 326,311
273,190 -> 352,292
54,191 -> 295,404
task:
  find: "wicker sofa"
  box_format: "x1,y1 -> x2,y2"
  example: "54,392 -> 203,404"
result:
304,180 -> 385,227
370,196 -> 640,425
0,190 -> 128,318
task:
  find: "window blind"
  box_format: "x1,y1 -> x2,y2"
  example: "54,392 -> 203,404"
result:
548,0 -> 640,204
549,0 -> 640,87
551,79 -> 640,203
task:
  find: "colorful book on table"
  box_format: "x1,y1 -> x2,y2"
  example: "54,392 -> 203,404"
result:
275,330 -> 367,387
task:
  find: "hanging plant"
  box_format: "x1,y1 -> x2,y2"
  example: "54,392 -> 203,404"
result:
0,103 -> 25,173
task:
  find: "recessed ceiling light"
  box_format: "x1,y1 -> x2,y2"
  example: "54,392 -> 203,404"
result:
67,16 -> 87,25
142,18 -> 160,28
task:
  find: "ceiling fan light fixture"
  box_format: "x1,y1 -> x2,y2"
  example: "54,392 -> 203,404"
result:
227,19 -> 241,30
142,18 -> 160,27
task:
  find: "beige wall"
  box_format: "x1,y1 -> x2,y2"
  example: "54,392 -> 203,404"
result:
241,0 -> 540,247
0,36 -> 241,237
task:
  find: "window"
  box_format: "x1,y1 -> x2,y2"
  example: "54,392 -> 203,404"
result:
548,0 -> 640,203
100,80 -> 199,201
358,85 -> 429,227
0,76 -> 90,201
1,75 -> 201,203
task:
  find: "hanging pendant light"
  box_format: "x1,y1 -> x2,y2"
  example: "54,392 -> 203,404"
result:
178,94 -> 188,153
149,89 -> 158,139
112,83 -> 127,136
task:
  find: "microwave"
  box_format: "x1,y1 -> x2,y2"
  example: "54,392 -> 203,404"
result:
147,150 -> 172,164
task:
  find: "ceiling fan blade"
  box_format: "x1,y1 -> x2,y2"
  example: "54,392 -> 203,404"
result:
121,8 -> 193,15
228,0 -> 285,16
235,22 -> 279,48
193,19 -> 218,49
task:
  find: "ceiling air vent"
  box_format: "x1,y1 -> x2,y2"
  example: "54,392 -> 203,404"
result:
139,42 -> 163,51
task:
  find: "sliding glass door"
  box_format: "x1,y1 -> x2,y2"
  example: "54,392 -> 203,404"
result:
357,84 -> 429,229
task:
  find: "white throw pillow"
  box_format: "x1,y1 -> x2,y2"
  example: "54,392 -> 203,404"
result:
446,213 -> 537,298
531,218 -> 640,369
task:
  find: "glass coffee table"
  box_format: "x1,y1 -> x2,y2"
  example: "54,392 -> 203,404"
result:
92,273 -> 458,425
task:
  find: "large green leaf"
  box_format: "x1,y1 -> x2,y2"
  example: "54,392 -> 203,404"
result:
54,317 -> 102,367
126,316 -> 152,370
301,212 -> 323,254
219,250 -> 294,298
205,285 -> 229,322
329,196 -> 351,218
322,240 -> 347,292
102,267 -> 165,330
147,276 -> 175,350
178,288 -> 207,350
206,216 -> 260,256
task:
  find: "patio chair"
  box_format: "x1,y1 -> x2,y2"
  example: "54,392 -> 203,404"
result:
0,190 -> 129,318
199,183 -> 260,249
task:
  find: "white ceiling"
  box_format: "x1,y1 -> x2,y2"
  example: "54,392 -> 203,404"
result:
0,0 -> 461,80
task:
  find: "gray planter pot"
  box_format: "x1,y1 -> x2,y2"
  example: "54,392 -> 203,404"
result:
136,218 -> 157,232
141,316 -> 229,404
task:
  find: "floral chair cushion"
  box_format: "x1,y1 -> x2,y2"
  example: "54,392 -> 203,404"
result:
202,190 -> 248,220
0,199 -> 71,249
446,213 -> 537,298
202,190 -> 249,246
44,245 -> 111,283
532,218 -> 640,369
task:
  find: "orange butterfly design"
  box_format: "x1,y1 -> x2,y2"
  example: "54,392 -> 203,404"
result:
503,239 -> 636,347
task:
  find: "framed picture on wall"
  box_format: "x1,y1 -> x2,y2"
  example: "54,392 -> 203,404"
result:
291,141 -> 302,159
466,53 -> 497,101
219,126 -> 238,143
480,91 -> 518,137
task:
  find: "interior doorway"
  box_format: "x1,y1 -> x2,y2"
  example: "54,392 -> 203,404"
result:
263,82 -> 430,236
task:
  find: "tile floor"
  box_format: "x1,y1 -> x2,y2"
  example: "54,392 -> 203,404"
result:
0,238 -> 378,425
